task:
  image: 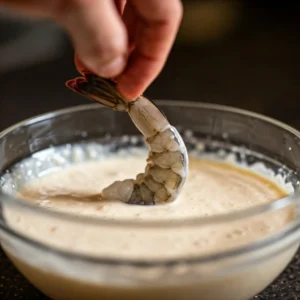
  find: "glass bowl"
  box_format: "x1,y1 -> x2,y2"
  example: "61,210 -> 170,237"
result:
0,101 -> 299,300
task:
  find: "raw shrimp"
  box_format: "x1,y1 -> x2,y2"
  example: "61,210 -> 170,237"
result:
66,73 -> 189,205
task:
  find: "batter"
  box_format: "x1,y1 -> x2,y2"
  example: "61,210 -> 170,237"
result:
17,157 -> 287,217
2,154 -> 297,300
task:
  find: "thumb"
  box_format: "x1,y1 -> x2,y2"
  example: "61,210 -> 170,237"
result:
61,0 -> 128,78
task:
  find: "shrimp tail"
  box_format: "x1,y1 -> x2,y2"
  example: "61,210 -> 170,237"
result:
66,71 -> 189,205
66,74 -> 129,112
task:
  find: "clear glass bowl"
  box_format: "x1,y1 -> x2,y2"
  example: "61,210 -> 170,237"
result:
0,101 -> 300,300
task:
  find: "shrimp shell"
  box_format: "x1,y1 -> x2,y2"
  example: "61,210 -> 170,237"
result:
66,74 -> 189,205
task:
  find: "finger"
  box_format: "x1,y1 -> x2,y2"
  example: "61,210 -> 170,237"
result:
122,1 -> 139,53
117,0 -> 183,99
74,53 -> 90,75
61,0 -> 128,78
73,1 -> 127,76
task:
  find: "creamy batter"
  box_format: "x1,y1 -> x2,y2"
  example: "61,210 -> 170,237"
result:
17,157 -> 288,219
2,154 -> 297,300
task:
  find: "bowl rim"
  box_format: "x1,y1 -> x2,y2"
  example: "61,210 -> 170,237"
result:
0,100 -> 300,266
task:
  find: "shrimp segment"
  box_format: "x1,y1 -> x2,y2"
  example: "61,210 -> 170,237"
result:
66,73 -> 189,205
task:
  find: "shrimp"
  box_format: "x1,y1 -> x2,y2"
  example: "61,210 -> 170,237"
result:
66,72 -> 189,205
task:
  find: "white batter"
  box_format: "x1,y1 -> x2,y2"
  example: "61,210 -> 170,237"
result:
17,156 -> 287,217
2,154 -> 297,300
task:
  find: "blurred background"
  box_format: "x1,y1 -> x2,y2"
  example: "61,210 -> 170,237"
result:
0,0 -> 300,131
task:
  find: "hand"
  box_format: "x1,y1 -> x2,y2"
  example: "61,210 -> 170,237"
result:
0,0 -> 183,99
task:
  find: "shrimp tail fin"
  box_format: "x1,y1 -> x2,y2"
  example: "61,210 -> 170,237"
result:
66,74 -> 129,112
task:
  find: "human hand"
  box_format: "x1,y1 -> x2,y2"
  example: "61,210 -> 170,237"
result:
0,0 -> 183,99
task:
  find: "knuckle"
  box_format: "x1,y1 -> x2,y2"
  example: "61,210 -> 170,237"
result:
157,1 -> 183,26
87,36 -> 126,63
97,40 -> 125,61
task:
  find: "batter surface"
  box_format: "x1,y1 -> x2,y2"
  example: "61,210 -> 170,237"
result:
3,155 -> 292,260
17,156 -> 287,220
2,154 -> 297,300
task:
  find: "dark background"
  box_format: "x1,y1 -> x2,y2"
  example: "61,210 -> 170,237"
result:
1,1 -> 300,130
0,1 -> 300,299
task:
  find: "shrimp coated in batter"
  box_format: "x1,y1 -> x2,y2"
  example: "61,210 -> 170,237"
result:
66,72 -> 189,205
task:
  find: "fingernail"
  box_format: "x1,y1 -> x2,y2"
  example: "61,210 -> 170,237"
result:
98,56 -> 126,77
